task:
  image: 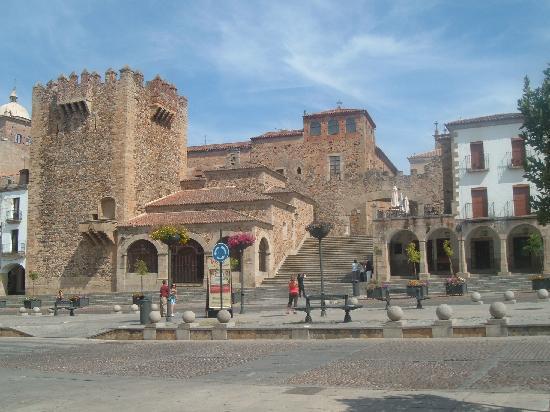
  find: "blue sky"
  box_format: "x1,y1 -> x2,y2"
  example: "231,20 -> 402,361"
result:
2,0 -> 548,171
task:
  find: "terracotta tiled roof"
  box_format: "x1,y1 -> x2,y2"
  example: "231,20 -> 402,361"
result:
264,186 -> 292,194
304,107 -> 376,128
146,187 -> 273,207
251,129 -> 303,141
121,210 -> 270,227
408,148 -> 441,160
187,141 -> 251,153
263,186 -> 316,204
446,113 -> 523,127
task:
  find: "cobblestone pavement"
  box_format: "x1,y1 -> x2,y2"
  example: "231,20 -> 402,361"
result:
1,336 -> 549,411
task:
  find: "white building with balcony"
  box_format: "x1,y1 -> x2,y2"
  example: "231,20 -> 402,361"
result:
446,113 -> 549,276
0,171 -> 28,296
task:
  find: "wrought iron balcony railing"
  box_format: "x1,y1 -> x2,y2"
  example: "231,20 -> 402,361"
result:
5,209 -> 23,222
463,202 -> 495,219
464,154 -> 489,172
1,242 -> 26,256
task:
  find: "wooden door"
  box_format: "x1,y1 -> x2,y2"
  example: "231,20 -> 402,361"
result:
513,186 -> 530,216
171,240 -> 204,283
470,142 -> 484,169
511,139 -> 525,167
471,188 -> 488,218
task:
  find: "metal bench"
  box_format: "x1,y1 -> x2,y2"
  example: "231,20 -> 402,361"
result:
295,293 -> 362,323
53,299 -> 76,316
376,287 -> 430,309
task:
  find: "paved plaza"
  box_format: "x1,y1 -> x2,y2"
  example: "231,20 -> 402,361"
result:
1,337 -> 550,411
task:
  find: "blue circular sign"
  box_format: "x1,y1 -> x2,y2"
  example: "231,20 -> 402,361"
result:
212,243 -> 230,262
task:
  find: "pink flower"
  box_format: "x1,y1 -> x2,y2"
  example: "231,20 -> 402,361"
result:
227,232 -> 256,250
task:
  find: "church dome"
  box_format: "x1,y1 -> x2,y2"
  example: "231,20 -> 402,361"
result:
0,89 -> 30,121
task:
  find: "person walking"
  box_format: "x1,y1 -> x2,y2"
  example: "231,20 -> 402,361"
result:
169,283 -> 177,316
297,273 -> 307,298
159,280 -> 169,317
364,259 -> 374,283
287,275 -> 299,314
352,259 -> 361,282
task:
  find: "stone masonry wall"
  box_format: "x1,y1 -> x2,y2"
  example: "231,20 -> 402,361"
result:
0,117 -> 31,175
27,68 -> 187,293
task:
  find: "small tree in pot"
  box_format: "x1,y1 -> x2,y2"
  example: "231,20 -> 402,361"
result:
24,271 -> 42,309
405,242 -> 421,279
227,232 -> 256,314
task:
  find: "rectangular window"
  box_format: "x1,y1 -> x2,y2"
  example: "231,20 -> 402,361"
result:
310,121 -> 321,136
471,187 -> 488,218
329,155 -> 341,179
511,138 -> 525,167
15,134 -> 22,144
513,185 -> 530,216
328,119 -> 339,135
345,117 -> 356,133
11,229 -> 19,253
470,142 -> 485,170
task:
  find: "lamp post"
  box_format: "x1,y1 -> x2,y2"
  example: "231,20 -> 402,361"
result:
306,222 -> 333,317
227,232 -> 255,315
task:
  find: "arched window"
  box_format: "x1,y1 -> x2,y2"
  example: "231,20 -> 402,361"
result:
259,238 -> 269,272
127,239 -> 158,273
100,197 -> 116,220
310,121 -> 321,136
346,117 -> 356,133
296,167 -> 302,175
328,118 -> 339,135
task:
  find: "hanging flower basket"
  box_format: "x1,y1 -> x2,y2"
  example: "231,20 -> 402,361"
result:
306,222 -> 333,240
150,225 -> 190,246
227,232 -> 256,251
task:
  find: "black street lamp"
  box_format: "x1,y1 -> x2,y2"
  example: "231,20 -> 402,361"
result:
306,222 -> 333,317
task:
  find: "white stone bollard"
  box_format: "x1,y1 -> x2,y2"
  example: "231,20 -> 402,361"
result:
131,304 -> 139,313
348,297 -> 359,306
536,289 -> 549,301
32,307 -> 42,316
486,302 -> 508,337
182,310 -> 196,324
503,290 -> 516,304
383,306 -> 405,338
433,304 -> 454,338
149,310 -> 161,324
489,302 -> 507,319
471,292 -> 483,305
151,303 -> 159,311
113,305 -> 122,314
18,307 -> 28,316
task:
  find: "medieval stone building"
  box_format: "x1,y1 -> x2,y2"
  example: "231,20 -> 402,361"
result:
0,88 -> 31,176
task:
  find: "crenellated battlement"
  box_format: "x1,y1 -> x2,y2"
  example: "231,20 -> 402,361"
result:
34,67 -> 184,110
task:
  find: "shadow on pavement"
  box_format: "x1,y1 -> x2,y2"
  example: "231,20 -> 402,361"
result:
337,393 -> 523,411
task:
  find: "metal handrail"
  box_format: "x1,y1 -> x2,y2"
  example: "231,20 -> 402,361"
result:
464,154 -> 489,171
5,210 -> 23,221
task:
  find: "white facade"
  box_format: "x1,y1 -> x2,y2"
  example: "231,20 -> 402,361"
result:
447,114 -> 537,219
0,184 -> 28,295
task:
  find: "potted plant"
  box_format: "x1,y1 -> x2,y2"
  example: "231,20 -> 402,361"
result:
445,276 -> 467,295
405,242 -> 421,279
366,280 -> 389,299
530,274 -> 550,291
406,279 -> 429,299
227,232 -> 256,314
24,271 -> 42,309
133,259 -> 149,304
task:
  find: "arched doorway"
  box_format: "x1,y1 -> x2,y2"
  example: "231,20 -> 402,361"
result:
466,226 -> 500,274
5,264 -> 25,295
127,239 -> 158,273
172,239 -> 204,283
258,238 -> 269,272
389,230 -> 419,277
507,224 -> 543,273
426,228 -> 459,275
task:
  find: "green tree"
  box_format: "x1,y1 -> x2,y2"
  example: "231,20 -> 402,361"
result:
517,65 -> 550,225
443,240 -> 454,276
134,259 -> 149,292
405,242 -> 421,277
28,271 -> 39,296
523,232 -> 544,273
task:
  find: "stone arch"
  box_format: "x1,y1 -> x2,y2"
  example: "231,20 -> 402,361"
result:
507,223 -> 543,273
426,227 -> 459,275
171,238 -> 205,284
1,263 -> 25,295
100,196 -> 116,220
127,239 -> 158,273
258,237 -> 270,273
389,230 -> 419,277
465,225 -> 500,274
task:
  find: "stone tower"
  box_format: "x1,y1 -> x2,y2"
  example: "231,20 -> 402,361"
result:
27,67 -> 188,293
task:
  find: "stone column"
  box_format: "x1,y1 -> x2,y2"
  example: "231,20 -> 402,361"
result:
418,240 -> 430,279
458,238 -> 470,277
158,252 -> 169,280
376,241 -> 390,282
498,237 -> 510,276
543,232 -> 550,276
